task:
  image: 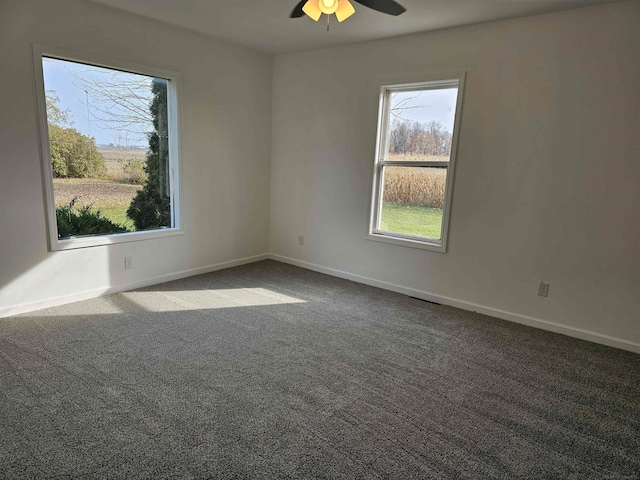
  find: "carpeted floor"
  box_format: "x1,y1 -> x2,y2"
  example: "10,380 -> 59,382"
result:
0,260 -> 638,479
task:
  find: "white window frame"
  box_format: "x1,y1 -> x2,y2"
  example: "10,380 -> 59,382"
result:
33,44 -> 183,251
367,73 -> 465,253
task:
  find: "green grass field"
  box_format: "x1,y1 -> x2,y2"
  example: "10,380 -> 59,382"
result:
98,204 -> 134,231
380,203 -> 443,239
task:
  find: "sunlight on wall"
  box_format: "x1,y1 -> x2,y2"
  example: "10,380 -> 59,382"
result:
121,288 -> 306,312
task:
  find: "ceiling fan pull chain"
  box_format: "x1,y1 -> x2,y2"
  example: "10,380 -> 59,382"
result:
327,14 -> 330,31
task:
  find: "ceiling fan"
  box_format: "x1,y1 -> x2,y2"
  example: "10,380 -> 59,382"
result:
290,0 -> 406,30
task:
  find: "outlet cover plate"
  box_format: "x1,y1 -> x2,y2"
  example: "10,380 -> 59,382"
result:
538,281 -> 550,297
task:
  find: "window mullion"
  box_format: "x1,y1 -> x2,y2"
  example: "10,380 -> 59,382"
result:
380,161 -> 449,168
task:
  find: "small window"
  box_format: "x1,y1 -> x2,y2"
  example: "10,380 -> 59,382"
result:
34,46 -> 181,251
368,75 -> 464,252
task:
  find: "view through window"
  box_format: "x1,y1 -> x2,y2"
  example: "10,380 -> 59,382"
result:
370,78 -> 463,251
41,56 -> 175,244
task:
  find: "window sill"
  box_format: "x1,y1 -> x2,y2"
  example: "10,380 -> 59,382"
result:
51,228 -> 185,251
366,231 -> 446,253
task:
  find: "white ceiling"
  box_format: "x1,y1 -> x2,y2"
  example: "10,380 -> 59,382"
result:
86,0 -> 622,55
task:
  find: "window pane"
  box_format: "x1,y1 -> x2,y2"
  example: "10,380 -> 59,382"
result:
387,88 -> 457,162
378,166 -> 447,240
42,57 -> 172,239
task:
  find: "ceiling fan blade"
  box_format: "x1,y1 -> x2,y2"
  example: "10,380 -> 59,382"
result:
290,0 -> 307,18
352,0 -> 406,16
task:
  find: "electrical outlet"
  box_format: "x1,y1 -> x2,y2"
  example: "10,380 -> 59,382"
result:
124,256 -> 133,270
537,281 -> 550,297
298,235 -> 304,246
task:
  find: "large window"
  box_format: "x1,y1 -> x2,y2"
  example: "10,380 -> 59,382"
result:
368,75 -> 464,252
34,46 -> 181,251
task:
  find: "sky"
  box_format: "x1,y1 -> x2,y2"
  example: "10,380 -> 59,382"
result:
390,88 -> 458,132
42,57 -> 154,147
42,56 -> 457,147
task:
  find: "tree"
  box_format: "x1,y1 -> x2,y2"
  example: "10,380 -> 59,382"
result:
388,119 -> 452,157
390,119 -> 411,154
46,90 -> 70,126
46,91 -> 106,178
127,79 -> 171,230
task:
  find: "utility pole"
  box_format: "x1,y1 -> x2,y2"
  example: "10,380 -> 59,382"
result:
85,90 -> 92,161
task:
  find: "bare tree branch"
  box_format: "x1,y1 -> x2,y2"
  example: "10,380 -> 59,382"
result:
71,67 -> 154,144
390,92 -> 430,120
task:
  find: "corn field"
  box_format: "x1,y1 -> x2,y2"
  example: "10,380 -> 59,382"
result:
382,166 -> 447,209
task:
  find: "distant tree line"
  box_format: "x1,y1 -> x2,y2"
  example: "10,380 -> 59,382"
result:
46,91 -> 105,178
389,119 -> 452,157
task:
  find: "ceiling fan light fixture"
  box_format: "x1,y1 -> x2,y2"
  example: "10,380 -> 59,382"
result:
318,0 -> 339,15
302,0 -> 322,21
335,0 -> 355,22
291,0 -> 406,23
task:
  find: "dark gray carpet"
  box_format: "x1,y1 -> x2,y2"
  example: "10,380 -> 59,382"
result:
1,260 -> 638,479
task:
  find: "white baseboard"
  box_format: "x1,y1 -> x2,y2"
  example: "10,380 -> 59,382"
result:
4,252 -> 638,354
0,254 -> 269,319
268,254 -> 640,354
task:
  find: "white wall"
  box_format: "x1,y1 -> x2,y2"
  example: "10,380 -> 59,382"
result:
270,2 -> 640,351
0,0 -> 272,315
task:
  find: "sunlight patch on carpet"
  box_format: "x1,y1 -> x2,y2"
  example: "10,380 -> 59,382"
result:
123,288 -> 306,312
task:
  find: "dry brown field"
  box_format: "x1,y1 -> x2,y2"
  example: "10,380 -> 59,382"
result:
99,147 -> 148,184
53,178 -> 141,208
53,148 -> 147,208
383,166 -> 447,208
